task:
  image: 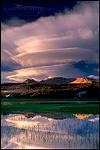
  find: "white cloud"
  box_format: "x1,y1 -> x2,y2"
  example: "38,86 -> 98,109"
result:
1,1 -> 99,82
10,47 -> 97,68
88,75 -> 99,80
5,63 -> 85,82
77,28 -> 93,40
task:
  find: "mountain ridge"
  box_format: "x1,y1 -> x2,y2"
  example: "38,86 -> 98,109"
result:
23,77 -> 97,84
1,77 -> 98,85
41,77 -> 76,83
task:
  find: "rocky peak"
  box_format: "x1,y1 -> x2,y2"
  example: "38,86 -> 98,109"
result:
23,79 -> 36,83
70,77 -> 92,84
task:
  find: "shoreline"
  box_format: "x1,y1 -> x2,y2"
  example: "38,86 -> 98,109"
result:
1,101 -> 99,105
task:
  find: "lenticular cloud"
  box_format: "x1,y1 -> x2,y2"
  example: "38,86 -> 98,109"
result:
1,1 -> 99,82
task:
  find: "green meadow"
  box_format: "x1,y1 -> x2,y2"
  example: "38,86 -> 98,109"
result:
1,101 -> 99,115
1,98 -> 99,102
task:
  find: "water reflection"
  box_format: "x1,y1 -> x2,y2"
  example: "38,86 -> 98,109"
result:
1,114 -> 99,149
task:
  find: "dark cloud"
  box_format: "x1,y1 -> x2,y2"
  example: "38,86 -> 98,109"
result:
1,62 -> 21,72
1,1 -> 77,23
72,61 -> 99,76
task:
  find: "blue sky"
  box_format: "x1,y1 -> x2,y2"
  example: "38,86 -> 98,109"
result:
1,1 -> 99,83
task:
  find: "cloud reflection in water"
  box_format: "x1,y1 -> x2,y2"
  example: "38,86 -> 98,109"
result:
1,114 -> 99,149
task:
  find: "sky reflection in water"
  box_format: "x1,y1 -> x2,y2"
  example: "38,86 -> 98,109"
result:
1,113 -> 99,149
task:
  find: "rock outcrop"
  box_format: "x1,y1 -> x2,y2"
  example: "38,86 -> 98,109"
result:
70,77 -> 92,84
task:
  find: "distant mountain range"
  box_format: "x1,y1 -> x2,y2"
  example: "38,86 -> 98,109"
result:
23,77 -> 98,84
41,77 -> 75,83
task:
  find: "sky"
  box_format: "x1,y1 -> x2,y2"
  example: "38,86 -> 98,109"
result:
1,1 -> 99,83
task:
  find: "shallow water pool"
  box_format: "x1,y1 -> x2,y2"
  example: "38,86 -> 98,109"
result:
1,113 -> 99,149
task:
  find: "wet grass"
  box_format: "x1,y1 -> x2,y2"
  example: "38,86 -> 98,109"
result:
1,103 -> 99,115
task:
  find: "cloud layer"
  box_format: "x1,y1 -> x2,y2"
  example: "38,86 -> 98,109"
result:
1,1 -> 99,82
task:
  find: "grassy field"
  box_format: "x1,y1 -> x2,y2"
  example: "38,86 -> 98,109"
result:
1,103 -> 99,115
1,98 -> 99,102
